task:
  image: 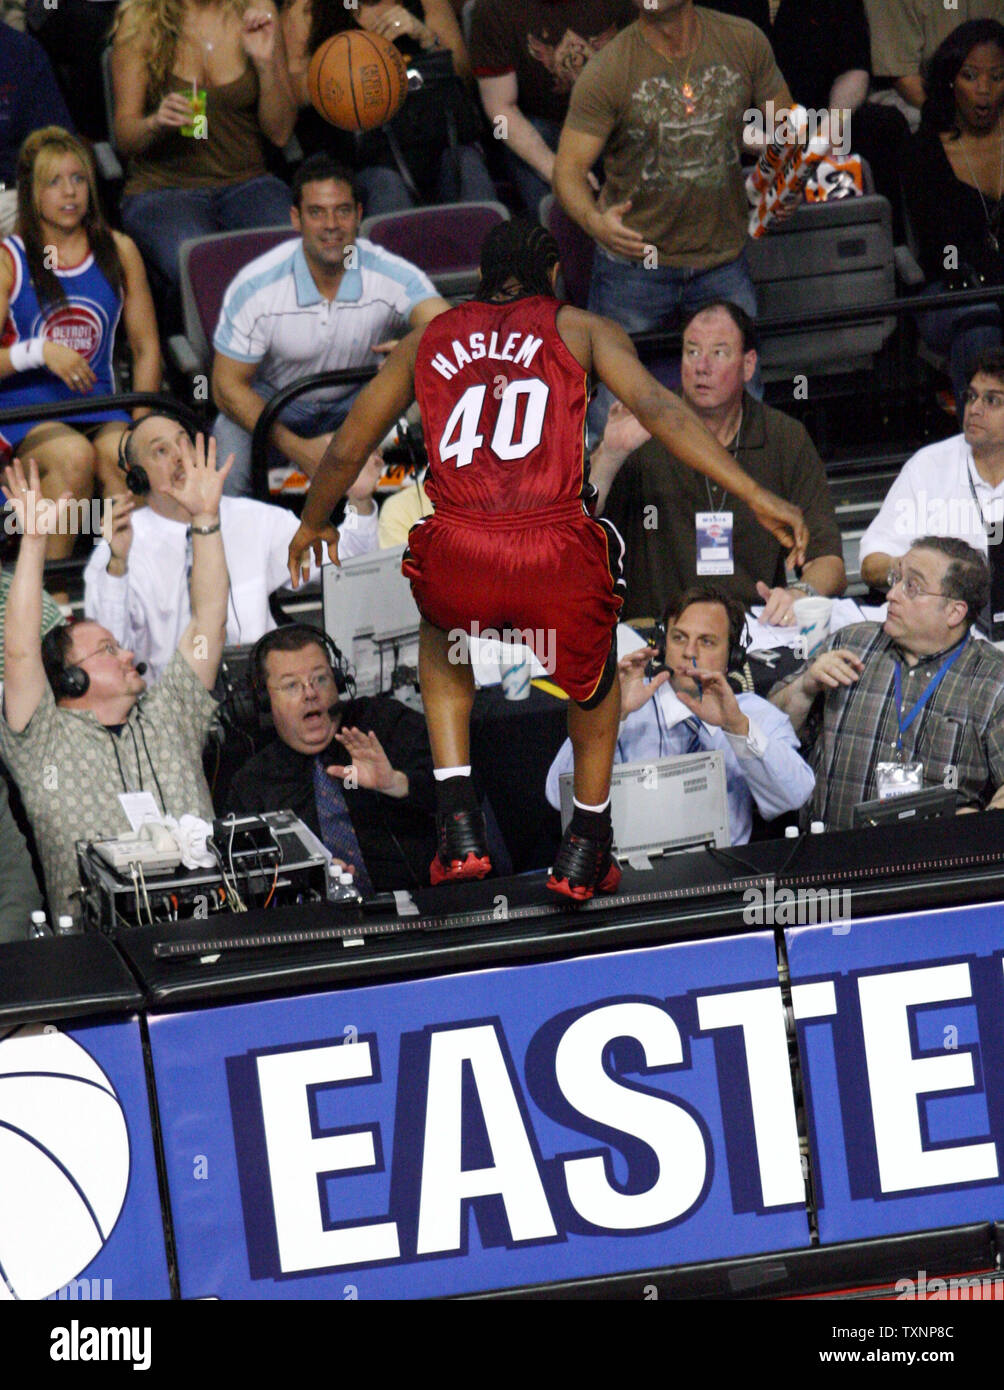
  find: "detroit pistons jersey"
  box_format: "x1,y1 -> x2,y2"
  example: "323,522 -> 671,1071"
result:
415,295 -> 589,515
0,236 -> 126,451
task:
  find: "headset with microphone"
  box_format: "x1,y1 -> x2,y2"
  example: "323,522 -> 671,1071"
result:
247,625 -> 354,716
116,421 -> 151,497
41,627 -> 148,699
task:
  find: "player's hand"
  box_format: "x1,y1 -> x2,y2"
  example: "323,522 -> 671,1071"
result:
1,456 -> 71,539
749,487 -> 808,568
240,8 -> 277,64
152,92 -> 193,131
617,646 -> 671,716
589,199 -> 647,260
602,399 -> 652,461
802,648 -> 864,698
102,493 -> 136,565
42,341 -> 95,393
288,520 -> 340,586
328,728 -> 405,796
756,580 -> 797,626
675,669 -> 748,735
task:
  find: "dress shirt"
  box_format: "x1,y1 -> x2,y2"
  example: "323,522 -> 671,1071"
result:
84,496 -> 377,679
545,683 -> 815,844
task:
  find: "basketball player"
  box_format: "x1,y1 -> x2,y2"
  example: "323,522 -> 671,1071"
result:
288,221 -> 808,902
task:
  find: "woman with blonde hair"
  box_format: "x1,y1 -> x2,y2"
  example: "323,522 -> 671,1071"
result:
0,126 -> 161,569
111,0 -> 297,289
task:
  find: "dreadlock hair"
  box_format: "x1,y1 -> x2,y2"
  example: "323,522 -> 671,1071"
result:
475,218 -> 560,302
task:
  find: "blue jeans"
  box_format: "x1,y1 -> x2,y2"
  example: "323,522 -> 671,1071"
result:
918,281 -> 1002,416
356,144 -> 497,216
586,245 -> 761,440
121,174 -> 292,289
214,382 -> 359,498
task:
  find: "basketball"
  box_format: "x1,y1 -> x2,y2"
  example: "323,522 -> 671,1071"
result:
308,30 -> 409,132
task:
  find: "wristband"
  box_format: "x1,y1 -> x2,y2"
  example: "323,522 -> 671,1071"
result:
788,580 -> 818,597
190,519 -> 221,536
9,338 -> 45,372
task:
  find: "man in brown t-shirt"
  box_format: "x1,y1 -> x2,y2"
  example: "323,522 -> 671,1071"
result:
471,0 -> 635,217
553,0 -> 790,430
591,301 -> 845,623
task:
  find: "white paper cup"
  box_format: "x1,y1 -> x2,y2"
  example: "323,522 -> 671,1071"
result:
499,648 -> 532,700
793,596 -> 833,660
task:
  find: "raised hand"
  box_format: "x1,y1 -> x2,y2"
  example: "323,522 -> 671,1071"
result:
1,456 -> 68,539
603,399 -> 652,460
674,669 -> 748,736
102,493 -> 136,566
42,341 -> 96,394
162,432 -> 233,520
327,727 -> 404,796
240,8 -> 277,64
617,646 -> 671,717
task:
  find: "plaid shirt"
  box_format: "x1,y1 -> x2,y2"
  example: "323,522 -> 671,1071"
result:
775,623 -> 1004,828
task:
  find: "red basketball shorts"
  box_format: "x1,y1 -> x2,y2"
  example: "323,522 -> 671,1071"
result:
402,500 -> 625,704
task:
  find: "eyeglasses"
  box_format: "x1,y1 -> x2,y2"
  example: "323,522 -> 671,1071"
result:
886,568 -> 946,601
77,640 -> 125,663
269,672 -> 336,700
964,388 -> 1004,410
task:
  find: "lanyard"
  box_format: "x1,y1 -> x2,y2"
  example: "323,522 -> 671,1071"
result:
965,461 -> 1003,536
703,407 -> 742,512
893,641 -> 966,751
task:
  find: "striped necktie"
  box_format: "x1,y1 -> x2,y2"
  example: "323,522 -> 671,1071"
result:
312,756 -> 373,896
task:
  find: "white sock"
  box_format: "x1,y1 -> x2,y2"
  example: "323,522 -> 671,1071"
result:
434,766 -> 472,781
573,796 -> 610,813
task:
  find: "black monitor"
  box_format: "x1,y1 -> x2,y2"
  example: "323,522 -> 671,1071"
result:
851,786 -> 958,828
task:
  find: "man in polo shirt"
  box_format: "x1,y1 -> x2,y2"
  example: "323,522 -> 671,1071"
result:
770,536 -> 1004,829
211,153 -> 451,497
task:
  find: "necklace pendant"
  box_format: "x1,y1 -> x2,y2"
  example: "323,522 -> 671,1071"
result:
681,81 -> 696,114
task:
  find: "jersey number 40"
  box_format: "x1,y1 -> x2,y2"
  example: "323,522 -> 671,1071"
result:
438,379 -> 550,469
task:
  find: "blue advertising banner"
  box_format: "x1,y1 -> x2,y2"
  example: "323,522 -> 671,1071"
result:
787,900 -> 1004,1246
0,1017 -> 170,1301
148,932 -> 810,1299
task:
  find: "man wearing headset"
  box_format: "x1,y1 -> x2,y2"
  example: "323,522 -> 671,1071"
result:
546,585 -> 814,844
0,441 -> 230,926
83,413 -> 382,681
225,624 -> 438,894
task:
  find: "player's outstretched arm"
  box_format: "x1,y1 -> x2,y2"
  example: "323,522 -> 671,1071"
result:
584,313 -> 808,566
290,330 -> 423,586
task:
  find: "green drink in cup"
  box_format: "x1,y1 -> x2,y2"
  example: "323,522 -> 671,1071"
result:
181,86 -> 208,138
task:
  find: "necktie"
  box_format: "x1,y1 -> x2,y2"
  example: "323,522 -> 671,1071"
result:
312,757 -> 374,896
683,718 -> 703,753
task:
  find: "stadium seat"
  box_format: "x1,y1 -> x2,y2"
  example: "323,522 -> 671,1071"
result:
747,195 -> 898,382
358,201 -> 510,299
167,227 -> 300,379
538,193 -> 594,310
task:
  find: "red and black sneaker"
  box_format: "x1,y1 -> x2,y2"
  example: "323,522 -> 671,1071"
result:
546,826 -> 621,904
430,807 -> 493,884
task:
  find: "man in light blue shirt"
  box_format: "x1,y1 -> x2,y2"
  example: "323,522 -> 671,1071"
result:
546,584 -> 815,844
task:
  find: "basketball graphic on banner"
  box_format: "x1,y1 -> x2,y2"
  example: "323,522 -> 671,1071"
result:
0,1024 -> 130,1300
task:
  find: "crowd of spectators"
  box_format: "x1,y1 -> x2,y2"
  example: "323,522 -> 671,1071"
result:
3,0 -> 1004,940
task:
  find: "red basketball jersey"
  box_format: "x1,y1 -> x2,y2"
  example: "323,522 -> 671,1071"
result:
414,295 -> 589,515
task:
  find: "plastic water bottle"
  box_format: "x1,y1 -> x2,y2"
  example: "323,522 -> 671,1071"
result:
329,866 -> 361,903
29,910 -> 49,939
56,914 -> 77,936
